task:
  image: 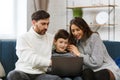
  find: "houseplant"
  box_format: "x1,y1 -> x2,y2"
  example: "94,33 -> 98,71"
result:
72,8 -> 83,18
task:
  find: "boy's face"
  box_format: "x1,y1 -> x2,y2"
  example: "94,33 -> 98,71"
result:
54,38 -> 69,52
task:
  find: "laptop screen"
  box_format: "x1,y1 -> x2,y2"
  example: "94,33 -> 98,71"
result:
50,56 -> 83,77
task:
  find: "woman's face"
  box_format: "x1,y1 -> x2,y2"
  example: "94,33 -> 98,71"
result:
71,24 -> 84,40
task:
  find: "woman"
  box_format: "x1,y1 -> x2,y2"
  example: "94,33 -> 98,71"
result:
68,17 -> 120,80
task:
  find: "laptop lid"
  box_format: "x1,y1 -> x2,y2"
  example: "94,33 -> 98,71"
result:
50,56 -> 83,77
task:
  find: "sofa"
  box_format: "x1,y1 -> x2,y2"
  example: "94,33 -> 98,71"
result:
0,39 -> 120,80
0,40 -> 17,80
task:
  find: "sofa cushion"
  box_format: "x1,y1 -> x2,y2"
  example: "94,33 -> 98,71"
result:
0,62 -> 5,77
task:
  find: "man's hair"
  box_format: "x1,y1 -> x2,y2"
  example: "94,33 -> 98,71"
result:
54,29 -> 70,41
31,10 -> 50,21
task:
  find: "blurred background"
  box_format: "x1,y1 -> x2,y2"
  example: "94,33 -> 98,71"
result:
0,0 -> 120,41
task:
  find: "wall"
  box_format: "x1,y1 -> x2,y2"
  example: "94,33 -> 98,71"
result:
47,0 -> 66,34
47,0 -> 120,41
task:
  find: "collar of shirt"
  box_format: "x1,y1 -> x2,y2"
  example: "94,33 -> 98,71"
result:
29,27 -> 47,39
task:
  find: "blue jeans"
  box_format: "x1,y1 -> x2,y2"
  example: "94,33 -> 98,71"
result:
63,77 -> 72,80
7,70 -> 63,80
63,76 -> 82,80
73,77 -> 82,80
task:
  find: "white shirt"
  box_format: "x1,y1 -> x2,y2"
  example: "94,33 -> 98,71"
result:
15,27 -> 54,74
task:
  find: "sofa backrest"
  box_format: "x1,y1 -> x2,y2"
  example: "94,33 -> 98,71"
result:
103,40 -> 120,60
0,40 -> 120,78
0,40 -> 18,76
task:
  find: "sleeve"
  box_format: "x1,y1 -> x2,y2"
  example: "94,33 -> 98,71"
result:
16,36 -> 51,68
81,34 -> 105,68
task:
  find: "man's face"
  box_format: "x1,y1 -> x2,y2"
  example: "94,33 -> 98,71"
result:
32,18 -> 49,35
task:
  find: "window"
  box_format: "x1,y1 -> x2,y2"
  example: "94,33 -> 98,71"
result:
0,0 -> 27,39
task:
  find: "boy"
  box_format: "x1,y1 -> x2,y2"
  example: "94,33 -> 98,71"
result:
52,29 -> 82,80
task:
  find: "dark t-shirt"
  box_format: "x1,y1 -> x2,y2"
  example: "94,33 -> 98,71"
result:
52,49 -> 75,57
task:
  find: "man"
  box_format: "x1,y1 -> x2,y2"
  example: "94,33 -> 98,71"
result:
7,10 -> 62,80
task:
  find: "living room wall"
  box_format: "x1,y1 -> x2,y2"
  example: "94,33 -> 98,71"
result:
47,0 -> 120,41
27,0 -> 120,41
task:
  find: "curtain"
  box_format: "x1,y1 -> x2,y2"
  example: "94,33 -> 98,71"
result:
33,0 -> 49,11
27,0 -> 49,31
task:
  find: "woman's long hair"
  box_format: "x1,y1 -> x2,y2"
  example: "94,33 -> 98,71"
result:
69,17 -> 94,44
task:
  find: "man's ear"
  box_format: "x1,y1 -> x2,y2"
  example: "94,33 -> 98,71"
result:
32,20 -> 36,26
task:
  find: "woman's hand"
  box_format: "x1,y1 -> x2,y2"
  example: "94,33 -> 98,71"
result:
67,44 -> 80,57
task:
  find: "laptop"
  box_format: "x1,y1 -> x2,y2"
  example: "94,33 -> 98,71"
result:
49,56 -> 83,77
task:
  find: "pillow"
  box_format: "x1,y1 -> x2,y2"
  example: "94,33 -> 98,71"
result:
0,62 -> 5,77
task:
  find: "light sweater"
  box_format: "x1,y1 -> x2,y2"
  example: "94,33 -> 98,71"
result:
78,33 -> 120,80
15,27 -> 54,74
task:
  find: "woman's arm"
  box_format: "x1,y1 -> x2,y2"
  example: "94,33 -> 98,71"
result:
81,34 -> 105,68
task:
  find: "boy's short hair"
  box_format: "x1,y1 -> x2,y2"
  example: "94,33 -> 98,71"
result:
54,29 -> 70,40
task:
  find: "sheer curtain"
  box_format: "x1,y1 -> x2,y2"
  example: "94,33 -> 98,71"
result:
27,0 -> 49,30
0,0 -> 27,39
0,0 -> 15,39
